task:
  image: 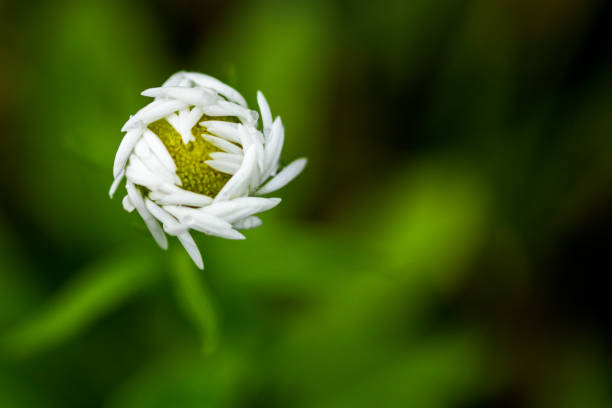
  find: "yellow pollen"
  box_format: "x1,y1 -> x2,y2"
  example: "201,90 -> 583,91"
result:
148,113 -> 238,197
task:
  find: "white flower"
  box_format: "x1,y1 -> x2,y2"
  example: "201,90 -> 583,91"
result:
110,71 -> 306,269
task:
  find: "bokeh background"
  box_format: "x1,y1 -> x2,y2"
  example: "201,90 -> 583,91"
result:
1,0 -> 611,407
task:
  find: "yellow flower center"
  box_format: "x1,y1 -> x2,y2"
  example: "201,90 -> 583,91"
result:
148,113 -> 237,197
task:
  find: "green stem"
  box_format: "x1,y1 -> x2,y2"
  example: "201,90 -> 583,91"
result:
169,250 -> 219,354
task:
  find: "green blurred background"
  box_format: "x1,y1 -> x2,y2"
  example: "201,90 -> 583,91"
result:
1,0 -> 611,406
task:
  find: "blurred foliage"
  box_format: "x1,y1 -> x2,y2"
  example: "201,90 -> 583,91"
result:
1,0 -> 612,407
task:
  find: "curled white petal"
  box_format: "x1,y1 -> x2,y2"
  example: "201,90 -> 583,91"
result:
201,134 -> 241,154
262,117 -> 284,179
143,130 -> 176,172
122,99 -> 188,132
257,91 -> 273,138
144,198 -> 188,236
125,155 -> 164,191
109,168 -> 125,198
183,72 -> 247,107
243,126 -> 265,180
126,182 -> 168,249
169,108 -> 196,144
237,124 -> 254,151
209,152 -> 243,164
203,100 -> 258,125
113,128 -> 143,178
184,106 -> 205,130
122,195 -> 135,212
141,87 -> 216,107
149,186 -> 212,206
203,197 -> 281,224
177,231 -> 204,270
162,71 -> 187,87
177,77 -> 192,87
205,159 -> 241,175
200,120 -> 241,143
215,146 -> 258,201
134,139 -> 181,185
165,112 -> 180,131
257,158 -> 307,195
236,125 -> 264,187
164,205 -> 245,240
233,216 -> 263,230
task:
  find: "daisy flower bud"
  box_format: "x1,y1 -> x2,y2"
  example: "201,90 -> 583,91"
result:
110,71 -> 306,269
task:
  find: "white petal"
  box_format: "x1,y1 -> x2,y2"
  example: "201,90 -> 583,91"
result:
201,134 -> 242,154
203,197 -> 281,223
183,72 -> 247,107
145,178 -> 207,275
177,231 -> 204,270
200,121 -> 241,143
143,130 -> 176,172
254,141 -> 265,187
236,125 -> 265,189
165,112 -> 180,131
184,106 -> 205,130
149,186 -> 212,206
257,91 -> 273,138
257,158 -> 307,195
233,216 -> 262,230
215,146 -> 258,201
125,155 -> 163,191
209,152 -> 243,164
164,205 -> 244,240
126,182 -> 168,249
203,101 -> 258,125
177,77 -> 192,87
134,136 -> 152,159
263,117 -> 284,179
162,71 -> 187,87
167,206 -> 230,230
113,128 -> 143,177
205,159 -> 240,175
141,87 -> 216,106
238,126 -> 265,184
109,168 -> 125,198
169,107 -> 196,144
177,107 -> 189,122
237,124 -> 254,151
122,195 -> 135,212
122,99 -> 188,131
144,198 -> 188,236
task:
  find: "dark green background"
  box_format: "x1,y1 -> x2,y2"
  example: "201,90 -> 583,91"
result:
1,0 -> 611,406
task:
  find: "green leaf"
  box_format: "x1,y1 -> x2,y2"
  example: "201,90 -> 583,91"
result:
1,247 -> 162,358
